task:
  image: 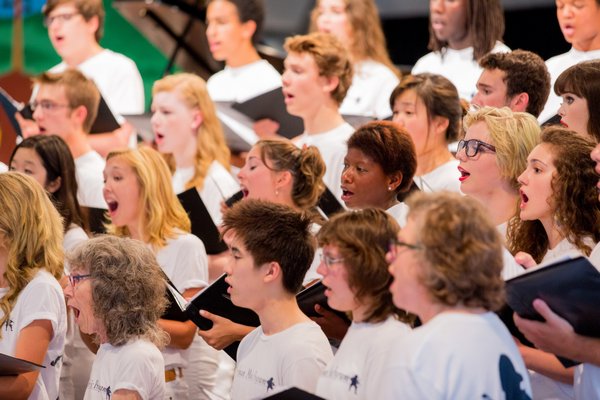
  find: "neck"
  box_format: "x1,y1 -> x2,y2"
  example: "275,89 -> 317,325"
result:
447,32 -> 473,51
302,103 -> 345,135
351,299 -> 372,322
126,221 -> 145,243
67,131 -> 93,159
541,217 -> 565,250
572,34 -> 600,52
256,295 -> 309,335
419,303 -> 486,324
469,184 -> 518,227
226,45 -> 261,68
416,146 -> 452,176
63,42 -> 103,67
381,197 -> 399,212
173,140 -> 197,169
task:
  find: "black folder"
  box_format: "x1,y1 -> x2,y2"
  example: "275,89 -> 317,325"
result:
0,353 -> 44,376
503,256 -> 600,367
231,88 -> 304,139
177,187 -> 228,255
263,387 -> 325,399
166,273 -> 260,360
316,187 -> 344,218
296,280 -> 350,323
0,86 -> 120,136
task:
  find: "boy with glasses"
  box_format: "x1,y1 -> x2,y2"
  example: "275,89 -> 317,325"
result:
31,69 -> 106,210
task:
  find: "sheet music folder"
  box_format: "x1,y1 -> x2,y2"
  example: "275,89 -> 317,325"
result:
297,280 -> 350,323
231,88 -> 304,140
177,187 -> 228,255
503,256 -> 600,367
263,387 -> 325,399
165,273 -> 260,360
0,353 -> 44,376
0,86 -> 120,136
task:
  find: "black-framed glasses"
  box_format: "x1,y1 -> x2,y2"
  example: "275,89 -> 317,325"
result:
319,253 -> 345,270
68,274 -> 91,288
456,139 -> 496,158
388,238 -> 422,262
30,100 -> 71,113
44,12 -> 81,27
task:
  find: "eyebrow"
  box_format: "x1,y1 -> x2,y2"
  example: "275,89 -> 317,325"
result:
529,158 -> 548,167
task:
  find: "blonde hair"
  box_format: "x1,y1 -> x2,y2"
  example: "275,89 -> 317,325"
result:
463,107 -> 541,192
105,147 -> 191,249
309,0 -> 399,77
0,173 -> 64,337
152,73 -> 231,190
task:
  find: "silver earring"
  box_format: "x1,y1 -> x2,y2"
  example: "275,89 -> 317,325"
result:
388,186 -> 393,191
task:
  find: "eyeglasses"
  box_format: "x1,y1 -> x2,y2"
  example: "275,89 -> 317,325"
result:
30,100 -> 71,113
44,12 -> 81,27
319,253 -> 345,270
388,237 -> 422,262
68,274 -> 91,288
456,139 -> 496,158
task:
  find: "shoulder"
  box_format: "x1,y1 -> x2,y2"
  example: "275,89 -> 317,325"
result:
165,232 -> 206,251
412,52 -> 441,72
95,49 -> 138,68
64,225 -> 88,254
491,42 -> 511,53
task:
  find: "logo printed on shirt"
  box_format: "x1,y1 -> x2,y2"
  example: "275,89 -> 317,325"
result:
349,375 -> 359,393
88,380 -> 112,399
322,367 -> 361,395
481,355 -> 531,400
266,377 -> 275,392
4,318 -> 13,332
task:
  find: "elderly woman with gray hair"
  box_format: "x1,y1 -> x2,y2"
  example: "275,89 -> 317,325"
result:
64,235 -> 169,400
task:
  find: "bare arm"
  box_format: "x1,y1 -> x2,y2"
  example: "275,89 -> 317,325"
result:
112,389 -> 143,400
159,287 -> 201,349
0,320 -> 53,399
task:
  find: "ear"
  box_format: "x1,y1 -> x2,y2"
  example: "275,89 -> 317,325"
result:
45,176 -> 62,194
241,19 -> 257,42
262,261 -> 282,284
71,105 -> 88,127
387,172 -> 403,192
321,75 -> 340,96
431,116 -> 450,136
275,170 -> 293,190
86,15 -> 100,38
509,92 -> 529,113
191,109 -> 203,131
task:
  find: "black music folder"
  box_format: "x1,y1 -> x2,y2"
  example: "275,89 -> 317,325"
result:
317,187 -> 344,218
231,88 -> 304,140
177,187 -> 228,255
0,353 -> 44,376
297,280 -> 350,323
503,256 -> 600,367
166,273 -> 260,360
0,86 -> 120,136
263,387 -> 325,399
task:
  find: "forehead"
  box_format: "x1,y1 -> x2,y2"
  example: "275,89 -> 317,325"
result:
48,2 -> 79,15
394,89 -> 425,108
528,143 -> 556,164
152,90 -> 188,107
479,68 -> 507,86
13,147 -> 44,164
36,84 -> 68,102
285,51 -> 319,71
207,0 -> 240,20
105,156 -> 135,172
345,146 -> 376,163
464,120 -> 492,141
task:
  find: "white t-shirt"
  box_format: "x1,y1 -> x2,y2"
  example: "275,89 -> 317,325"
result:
155,233 -> 208,369
0,269 -> 67,400
231,321 -> 333,399
172,160 -> 239,227
51,49 -> 145,116
316,316 -> 410,400
74,150 -> 106,209
575,363 -> 600,400
340,60 -> 399,119
84,339 -> 165,400
386,202 -> 409,228
541,238 -> 589,265
294,122 -> 355,201
0,161 -> 7,172
412,42 -> 511,101
539,48 -> 600,123
377,312 -> 532,399
414,159 -> 462,193
63,224 -> 88,254
207,60 -> 282,103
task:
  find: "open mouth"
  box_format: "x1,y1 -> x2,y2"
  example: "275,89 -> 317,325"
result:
458,167 -> 470,182
283,91 -> 294,104
520,190 -> 529,206
107,201 -> 119,213
341,188 -> 354,201
241,187 -> 249,198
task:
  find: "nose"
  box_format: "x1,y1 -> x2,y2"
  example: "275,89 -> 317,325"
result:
430,0 -> 444,14
223,256 -> 233,275
341,166 -> 353,184
64,282 -> 73,298
557,102 -> 566,117
206,22 -> 215,38
455,145 -> 467,161
32,104 -> 43,121
316,252 -> 327,277
517,169 -> 528,186
392,113 -> 405,127
559,4 -> 574,18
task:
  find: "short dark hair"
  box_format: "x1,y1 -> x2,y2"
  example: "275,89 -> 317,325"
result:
208,0 -> 265,44
347,121 -> 417,194
222,200 -> 315,294
554,60 -> 600,142
43,0 -> 105,42
479,49 -> 551,118
9,135 -> 85,233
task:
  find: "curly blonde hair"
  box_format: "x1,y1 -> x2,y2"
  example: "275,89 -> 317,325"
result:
507,127 -> 600,262
68,236 -> 169,347
105,147 -> 191,249
406,191 -> 505,311
0,173 -> 64,338
152,73 -> 231,191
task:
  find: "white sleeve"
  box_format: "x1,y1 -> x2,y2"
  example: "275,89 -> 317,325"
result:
170,235 -> 209,292
376,364 -> 442,399
18,278 -> 65,336
111,347 -> 164,399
